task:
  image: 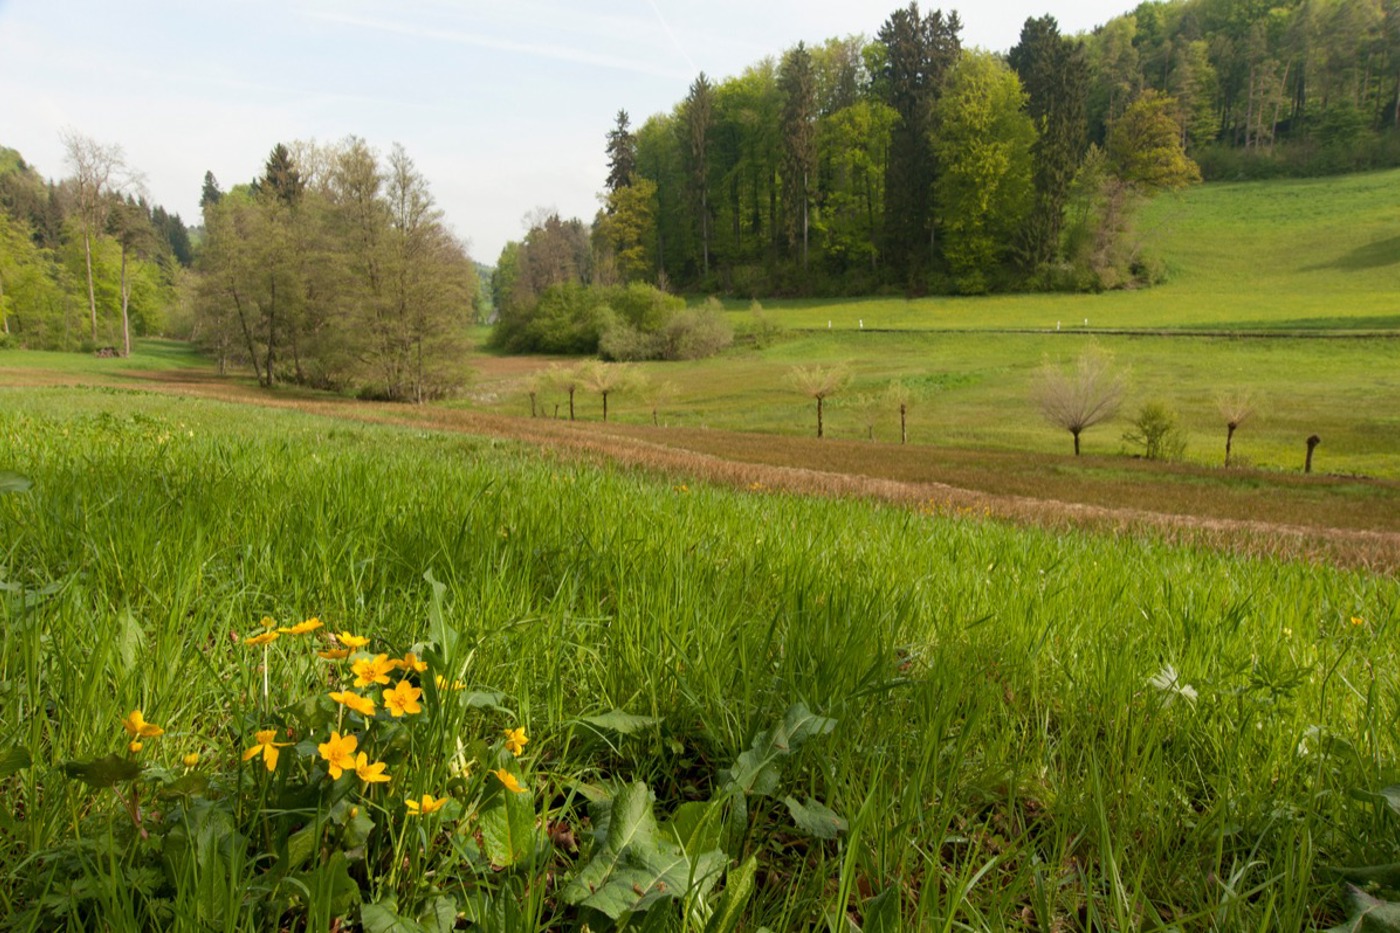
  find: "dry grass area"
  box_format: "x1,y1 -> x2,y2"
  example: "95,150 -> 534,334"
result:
13,362 -> 1389,574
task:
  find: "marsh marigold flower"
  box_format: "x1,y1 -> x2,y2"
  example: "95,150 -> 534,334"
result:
245,630 -> 279,647
244,729 -> 291,772
405,794 -> 447,815
183,752 -> 200,768
491,768 -> 526,793
128,741 -> 143,753
336,631 -> 370,649
434,674 -> 466,691
318,731 -> 358,779
352,654 -> 395,687
395,651 -> 428,673
504,726 -> 528,757
122,709 -> 164,739
382,680 -> 423,717
259,616 -> 277,629
354,752 -> 390,784
317,648 -> 350,660
1352,616 -> 1366,627
330,690 -> 376,717
279,618 -> 323,635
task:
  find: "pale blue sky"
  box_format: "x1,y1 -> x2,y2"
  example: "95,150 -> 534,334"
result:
0,0 -> 1130,263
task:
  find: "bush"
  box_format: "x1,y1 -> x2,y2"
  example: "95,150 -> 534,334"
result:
598,322 -> 662,362
1122,401 -> 1187,461
659,300 -> 733,361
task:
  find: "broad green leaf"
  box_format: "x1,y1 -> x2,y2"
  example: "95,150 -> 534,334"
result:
1326,885 -> 1400,933
418,896 -> 458,933
61,755 -> 143,788
563,782 -> 659,904
1335,863 -> 1400,888
1379,786 -> 1400,817
863,886 -> 902,933
582,710 -> 662,734
665,800 -> 723,856
784,796 -> 848,840
705,855 -> 758,933
722,702 -> 837,798
287,850 -> 360,917
576,845 -> 725,920
0,471 -> 32,494
362,900 -> 427,933
480,774 -> 535,867
773,702 -> 837,751
282,822 -> 319,872
117,610 -> 145,674
0,746 -> 32,779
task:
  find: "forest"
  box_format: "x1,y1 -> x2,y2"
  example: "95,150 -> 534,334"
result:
3,0 -> 1398,380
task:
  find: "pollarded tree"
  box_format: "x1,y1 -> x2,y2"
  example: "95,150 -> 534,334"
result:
633,375 -> 679,426
546,362 -> 585,421
1216,389 -> 1257,468
885,380 -> 913,445
1033,347 -> 1126,456
788,364 -> 851,439
578,360 -> 635,422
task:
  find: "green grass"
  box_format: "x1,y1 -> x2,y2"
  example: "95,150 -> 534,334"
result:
1,388 -> 1398,929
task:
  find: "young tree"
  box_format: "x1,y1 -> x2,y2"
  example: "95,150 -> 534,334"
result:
578,360 -> 633,422
634,375 -> 679,426
1216,389 -> 1256,467
787,364 -> 851,439
1033,347 -> 1125,455
1122,401 -> 1186,460
885,380 -> 913,445
546,363 -> 585,421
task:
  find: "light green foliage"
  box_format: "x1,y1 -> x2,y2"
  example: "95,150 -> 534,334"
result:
597,177 -> 657,284
1122,400 -> 1187,460
1109,90 -> 1202,191
933,51 -> 1036,293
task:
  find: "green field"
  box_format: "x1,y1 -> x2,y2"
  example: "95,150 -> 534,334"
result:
1,389 -> 1397,930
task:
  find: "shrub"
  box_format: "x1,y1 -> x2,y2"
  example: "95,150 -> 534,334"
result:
658,300 -> 733,361
1122,401 -> 1187,460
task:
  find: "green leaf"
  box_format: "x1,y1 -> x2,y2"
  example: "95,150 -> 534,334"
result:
480,772 -> 535,867
362,900 -> 428,933
863,886 -> 901,933
418,896 -> 458,933
784,797 -> 848,840
665,800 -> 723,856
117,610 -> 145,674
774,702 -> 837,751
1379,786 -> 1400,818
0,471 -> 32,494
582,710 -> 662,735
282,822 -> 320,873
705,855 -> 758,933
722,702 -> 837,798
1326,885 -> 1400,932
61,755 -> 143,789
0,746 -> 32,779
1334,863 -> 1400,889
564,782 -> 659,903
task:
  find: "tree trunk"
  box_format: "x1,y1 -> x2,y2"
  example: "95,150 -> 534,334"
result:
120,243 -> 131,357
230,288 -> 265,387
84,229 -> 98,341
568,388 -> 575,421
1225,423 -> 1236,467
1305,434 -> 1321,473
817,395 -> 824,439
900,404 -> 907,445
529,392 -> 537,418
1073,429 -> 1081,456
652,406 -> 659,426
602,392 -> 609,422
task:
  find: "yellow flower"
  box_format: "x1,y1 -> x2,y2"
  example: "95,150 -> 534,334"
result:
259,615 -> 277,629
182,752 -> 200,768
352,654 -> 395,687
330,690 -> 376,717
318,731 -> 358,779
382,680 -> 423,718
434,674 -> 466,691
121,709 -> 164,739
503,726 -> 528,757
405,793 -> 448,815
128,740 -> 143,753
395,651 -> 428,673
244,728 -> 292,772
279,618 -> 323,635
336,631 -> 370,649
1351,616 -> 1366,627
491,768 -> 526,793
317,648 -> 350,660
245,631 -> 280,647
354,752 -> 390,784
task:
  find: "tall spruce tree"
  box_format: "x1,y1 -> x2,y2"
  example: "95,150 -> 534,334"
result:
604,110 -> 637,196
684,73 -> 714,279
877,3 -> 961,288
779,42 -> 818,270
1009,15 -> 1089,268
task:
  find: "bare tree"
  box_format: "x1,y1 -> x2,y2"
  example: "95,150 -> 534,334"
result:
61,130 -> 135,343
1034,348 -> 1126,456
787,364 -> 851,439
1216,390 -> 1256,467
578,360 -> 634,422
634,374 -> 678,426
851,392 -> 882,440
545,363 -> 585,421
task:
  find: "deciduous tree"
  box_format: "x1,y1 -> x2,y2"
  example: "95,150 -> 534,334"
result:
1034,347 -> 1125,455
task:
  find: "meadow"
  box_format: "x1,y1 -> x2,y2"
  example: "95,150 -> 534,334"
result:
1,387 -> 1398,930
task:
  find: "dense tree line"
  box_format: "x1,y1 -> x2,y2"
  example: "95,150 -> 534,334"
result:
0,142 -> 190,351
193,139 -> 480,401
505,0 -> 1393,305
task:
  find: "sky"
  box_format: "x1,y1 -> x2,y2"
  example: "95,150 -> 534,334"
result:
0,0 -> 1130,264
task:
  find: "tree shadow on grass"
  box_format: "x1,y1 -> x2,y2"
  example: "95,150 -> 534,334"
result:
1305,235 -> 1400,271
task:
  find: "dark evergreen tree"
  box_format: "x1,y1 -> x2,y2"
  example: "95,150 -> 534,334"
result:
877,3 -> 961,288
779,42 -> 819,270
200,170 -> 223,209
684,73 -> 715,279
1010,15 -> 1089,268
604,110 -> 637,196
259,144 -> 304,206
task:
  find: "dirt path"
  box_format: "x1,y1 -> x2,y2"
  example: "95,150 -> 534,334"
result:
11,366 -> 1377,574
